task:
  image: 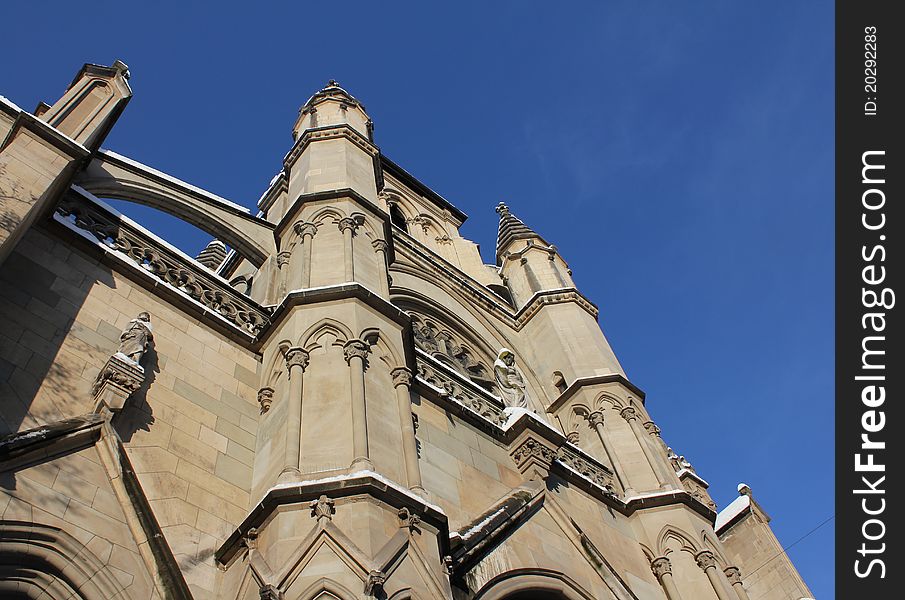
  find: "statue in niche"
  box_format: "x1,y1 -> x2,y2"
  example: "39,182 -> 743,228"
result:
494,348 -> 528,408
118,312 -> 153,364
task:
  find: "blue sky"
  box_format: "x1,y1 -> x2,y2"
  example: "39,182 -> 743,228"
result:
3,1 -> 833,596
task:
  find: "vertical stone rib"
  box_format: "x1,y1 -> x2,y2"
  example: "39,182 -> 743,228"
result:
651,557 -> 683,600
588,411 -> 634,496
344,339 -> 371,467
696,551 -> 735,600
392,367 -> 422,491
621,406 -> 671,490
280,347 -> 309,479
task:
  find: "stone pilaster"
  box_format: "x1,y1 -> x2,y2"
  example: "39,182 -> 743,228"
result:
344,339 -> 371,468
651,556 -> 683,600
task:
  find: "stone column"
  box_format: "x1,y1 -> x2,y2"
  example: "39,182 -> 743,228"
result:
338,217 -> 359,281
651,557 -> 683,600
642,421 -> 684,490
723,567 -> 750,600
695,551 -> 734,600
587,411 -> 634,496
276,251 -> 291,299
392,367 -> 423,491
292,222 -> 317,288
281,347 -> 309,480
620,406 -> 670,490
344,339 -> 371,468
372,239 -> 391,296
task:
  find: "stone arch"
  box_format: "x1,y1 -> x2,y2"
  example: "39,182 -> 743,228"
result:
699,529 -> 730,568
567,404 -> 592,441
261,339 -> 292,389
657,525 -> 700,557
382,188 -> 418,224
76,152 -> 276,266
0,521 -> 128,599
300,318 -> 355,352
309,206 -> 347,227
474,568 -> 597,600
295,577 -> 359,600
593,392 -> 625,411
359,327 -> 403,369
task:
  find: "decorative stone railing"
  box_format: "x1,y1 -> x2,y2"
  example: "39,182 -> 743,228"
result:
414,349 -> 507,426
556,446 -> 616,492
55,192 -> 271,337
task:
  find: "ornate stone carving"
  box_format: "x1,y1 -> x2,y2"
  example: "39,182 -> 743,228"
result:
416,358 -> 505,425
408,312 -> 494,390
337,215 -> 364,234
257,387 -> 274,414
391,366 -> 412,388
587,411 -> 605,428
695,550 -> 718,570
643,420 -> 661,436
555,446 -> 615,491
724,566 -> 743,585
56,194 -> 270,336
118,312 -> 153,363
371,239 -> 389,253
92,353 -> 146,413
650,556 -> 672,579
494,348 -> 528,408
398,507 -> 421,533
310,495 -> 335,520
435,234 -> 453,245
259,584 -> 282,600
243,527 -> 258,550
293,221 -> 318,239
276,251 -> 291,268
364,570 -> 386,596
284,347 -> 309,372
566,431 -> 580,444
343,339 -> 370,367
619,406 -> 638,422
511,436 -> 557,477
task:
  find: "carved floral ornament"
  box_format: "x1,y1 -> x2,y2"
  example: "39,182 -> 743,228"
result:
343,339 -> 371,366
724,566 -> 743,584
257,387 -> 275,414
292,220 -> 318,239
391,366 -> 413,388
650,556 -> 672,579
284,347 -> 310,372
695,550 -> 718,570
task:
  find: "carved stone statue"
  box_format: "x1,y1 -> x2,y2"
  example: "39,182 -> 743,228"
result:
494,348 -> 528,408
118,312 -> 153,363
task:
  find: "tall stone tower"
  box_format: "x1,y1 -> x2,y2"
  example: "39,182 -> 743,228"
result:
0,65 -> 812,600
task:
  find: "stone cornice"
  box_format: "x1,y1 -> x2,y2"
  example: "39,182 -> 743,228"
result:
214,472 -> 449,568
273,188 -> 391,252
283,123 -> 379,172
260,283 -> 412,349
514,288 -> 598,326
1,109 -> 90,160
547,374 -> 647,414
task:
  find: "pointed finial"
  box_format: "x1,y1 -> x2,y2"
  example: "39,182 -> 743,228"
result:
327,79 -> 340,88
495,202 -> 510,216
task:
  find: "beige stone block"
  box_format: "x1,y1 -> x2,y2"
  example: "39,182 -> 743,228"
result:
196,509 -> 234,540
215,453 -> 252,488
169,429 -> 218,472
150,497 -> 199,527
52,469 -> 98,506
199,425 -> 228,453
176,460 -> 249,509
92,488 -> 127,523
140,471 -> 190,501
185,483 -> 246,524
127,446 -> 179,474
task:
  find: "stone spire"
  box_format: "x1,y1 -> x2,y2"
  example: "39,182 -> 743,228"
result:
495,202 -> 550,263
293,79 -> 371,141
195,239 -> 228,270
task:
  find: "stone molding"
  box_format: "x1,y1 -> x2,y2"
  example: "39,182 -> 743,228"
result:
510,433 -> 558,478
283,124 -> 379,173
391,366 -> 413,388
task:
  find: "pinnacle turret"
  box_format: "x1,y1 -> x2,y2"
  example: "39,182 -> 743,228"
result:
495,202 -> 550,263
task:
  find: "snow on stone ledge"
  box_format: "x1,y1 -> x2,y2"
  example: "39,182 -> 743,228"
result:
714,494 -> 751,532
263,469 -> 445,515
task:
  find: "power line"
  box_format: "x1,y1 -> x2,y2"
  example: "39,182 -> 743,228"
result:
742,514 -> 835,581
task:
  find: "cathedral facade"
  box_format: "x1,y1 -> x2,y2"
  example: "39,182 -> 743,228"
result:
0,63 -> 813,599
